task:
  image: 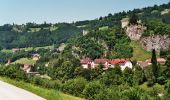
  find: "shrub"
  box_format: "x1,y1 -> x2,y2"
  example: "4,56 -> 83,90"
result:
123,87 -> 149,100
30,76 -> 44,86
157,76 -> 166,85
83,81 -> 102,100
43,79 -> 62,90
2,65 -> 27,81
62,77 -> 87,97
95,88 -> 120,100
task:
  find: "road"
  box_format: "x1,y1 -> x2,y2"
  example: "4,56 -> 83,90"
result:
0,80 -> 45,100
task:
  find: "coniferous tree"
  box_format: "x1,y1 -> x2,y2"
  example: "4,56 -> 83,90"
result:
151,49 -> 159,80
129,13 -> 138,25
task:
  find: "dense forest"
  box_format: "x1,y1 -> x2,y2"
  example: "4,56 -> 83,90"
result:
0,23 -> 81,49
66,28 -> 133,59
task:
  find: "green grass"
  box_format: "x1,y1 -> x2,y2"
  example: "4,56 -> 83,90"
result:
29,28 -> 41,32
35,45 -> 53,50
2,49 -> 13,53
12,58 -> 36,65
0,77 -> 84,100
130,41 -> 152,61
99,26 -> 109,30
50,26 -> 58,31
21,45 -> 53,51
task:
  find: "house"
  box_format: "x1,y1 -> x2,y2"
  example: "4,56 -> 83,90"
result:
21,64 -> 34,73
137,58 -> 166,68
80,58 -> 92,69
146,58 -> 166,65
137,61 -> 150,69
32,53 -> 41,61
12,48 -> 21,53
109,59 -> 132,70
80,58 -> 133,71
93,58 -> 109,69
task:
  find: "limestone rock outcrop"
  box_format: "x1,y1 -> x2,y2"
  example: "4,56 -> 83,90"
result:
126,25 -> 145,41
140,35 -> 170,52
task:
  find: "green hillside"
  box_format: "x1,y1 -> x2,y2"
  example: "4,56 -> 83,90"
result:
130,41 -> 152,61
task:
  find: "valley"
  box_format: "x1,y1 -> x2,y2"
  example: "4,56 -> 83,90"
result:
0,1 -> 170,100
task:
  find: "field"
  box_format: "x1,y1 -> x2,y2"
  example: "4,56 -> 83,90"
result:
0,77 -> 84,100
130,41 -> 152,61
99,26 -> 109,30
12,58 -> 36,65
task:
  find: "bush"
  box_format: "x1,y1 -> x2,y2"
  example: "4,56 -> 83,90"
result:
2,65 -> 27,81
123,87 -> 149,100
83,81 -> 102,100
30,76 -> 62,90
30,76 -> 44,86
62,77 -> 87,97
95,88 -> 120,100
157,76 -> 166,85
43,79 -> 61,90
147,79 -> 155,87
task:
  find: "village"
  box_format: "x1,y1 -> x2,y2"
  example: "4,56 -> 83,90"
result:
6,46 -> 167,74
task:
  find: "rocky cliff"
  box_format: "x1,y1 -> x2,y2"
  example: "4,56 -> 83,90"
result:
140,35 -> 170,52
125,24 -> 170,52
126,24 -> 145,41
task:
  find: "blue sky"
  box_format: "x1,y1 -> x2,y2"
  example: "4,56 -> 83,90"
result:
0,0 -> 169,25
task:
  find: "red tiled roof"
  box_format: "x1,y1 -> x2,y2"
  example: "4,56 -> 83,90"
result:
157,58 -> 166,63
146,58 -> 166,63
80,58 -> 92,64
109,59 -> 128,65
138,61 -> 149,68
94,58 -> 108,64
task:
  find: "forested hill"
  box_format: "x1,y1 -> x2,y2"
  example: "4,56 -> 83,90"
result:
74,2 -> 170,30
0,2 -> 170,49
0,23 -> 82,49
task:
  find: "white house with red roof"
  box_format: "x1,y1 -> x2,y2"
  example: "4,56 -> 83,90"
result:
80,58 -> 132,70
137,58 -> 166,69
80,58 -> 92,69
109,59 -> 132,70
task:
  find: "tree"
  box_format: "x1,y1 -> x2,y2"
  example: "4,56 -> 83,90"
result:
129,13 -> 138,25
100,66 -> 123,87
95,88 -> 120,100
166,56 -> 170,69
83,81 -> 102,100
151,49 -> 159,80
133,65 -> 145,85
164,56 -> 170,78
165,80 -> 170,95
124,87 -> 149,100
0,46 -> 2,51
123,67 -> 134,86
62,77 -> 87,96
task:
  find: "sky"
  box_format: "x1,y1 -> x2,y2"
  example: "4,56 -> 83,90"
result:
0,0 -> 169,25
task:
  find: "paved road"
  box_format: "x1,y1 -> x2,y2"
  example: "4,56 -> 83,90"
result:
0,80 -> 46,100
